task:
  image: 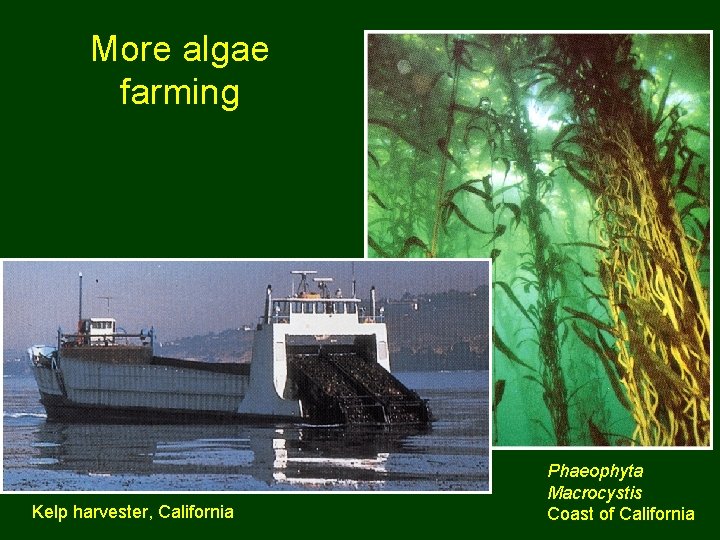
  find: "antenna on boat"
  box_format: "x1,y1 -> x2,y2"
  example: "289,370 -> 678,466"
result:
313,277 -> 333,298
98,296 -> 114,316
291,270 -> 317,296
351,262 -> 356,298
78,272 -> 83,325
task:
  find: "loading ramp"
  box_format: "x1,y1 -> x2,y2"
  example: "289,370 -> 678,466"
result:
287,349 -> 431,426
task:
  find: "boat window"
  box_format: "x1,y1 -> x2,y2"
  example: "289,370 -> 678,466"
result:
378,341 -> 389,360
272,301 -> 291,322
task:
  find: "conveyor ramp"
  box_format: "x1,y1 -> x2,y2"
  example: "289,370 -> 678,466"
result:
287,350 -> 431,426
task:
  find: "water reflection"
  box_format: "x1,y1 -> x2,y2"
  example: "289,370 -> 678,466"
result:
28,422 -> 430,488
6,371 -> 488,491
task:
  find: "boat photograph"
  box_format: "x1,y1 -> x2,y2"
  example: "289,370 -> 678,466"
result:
3,260 -> 490,492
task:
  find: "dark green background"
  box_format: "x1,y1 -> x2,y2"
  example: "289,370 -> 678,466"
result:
3,1 -> 715,535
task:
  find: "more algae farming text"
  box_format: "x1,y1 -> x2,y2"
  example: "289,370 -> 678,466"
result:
92,35 -> 270,111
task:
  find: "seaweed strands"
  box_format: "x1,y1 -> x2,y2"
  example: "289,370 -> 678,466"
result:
493,34 -> 570,445
544,34 -> 710,446
589,121 -> 710,446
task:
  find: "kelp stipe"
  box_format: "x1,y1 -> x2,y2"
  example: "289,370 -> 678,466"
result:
536,35 -> 710,445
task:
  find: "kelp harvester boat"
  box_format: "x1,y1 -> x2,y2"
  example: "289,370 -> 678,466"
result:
29,271 -> 432,426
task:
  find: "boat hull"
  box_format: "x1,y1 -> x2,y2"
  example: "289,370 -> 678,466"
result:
31,354 -> 283,424
29,297 -> 432,426
37,391 -> 300,425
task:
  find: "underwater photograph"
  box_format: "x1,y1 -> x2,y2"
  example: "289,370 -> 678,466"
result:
366,32 -> 711,446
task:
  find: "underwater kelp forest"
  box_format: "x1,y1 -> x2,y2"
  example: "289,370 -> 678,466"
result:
367,33 -> 710,446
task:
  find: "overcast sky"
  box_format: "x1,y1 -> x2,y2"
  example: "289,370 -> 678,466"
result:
3,260 -> 488,351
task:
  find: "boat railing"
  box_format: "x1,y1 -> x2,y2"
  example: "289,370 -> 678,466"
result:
263,314 -> 385,324
58,328 -> 154,347
265,298 -> 385,324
